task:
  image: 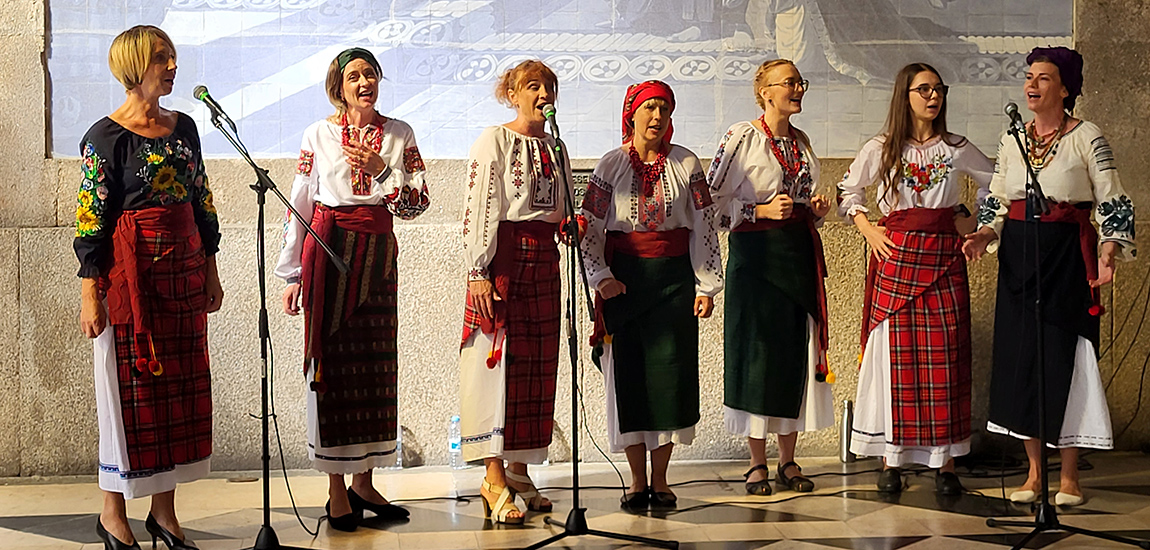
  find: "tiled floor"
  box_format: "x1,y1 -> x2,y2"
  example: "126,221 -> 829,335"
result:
5,454 -> 1150,549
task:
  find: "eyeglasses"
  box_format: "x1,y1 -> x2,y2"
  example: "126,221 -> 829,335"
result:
909,84 -> 949,98
766,79 -> 810,92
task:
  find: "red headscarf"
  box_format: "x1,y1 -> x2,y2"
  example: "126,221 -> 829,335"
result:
621,80 -> 675,145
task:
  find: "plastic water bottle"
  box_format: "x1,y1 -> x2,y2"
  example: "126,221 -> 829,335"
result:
448,415 -> 463,469
388,427 -> 403,470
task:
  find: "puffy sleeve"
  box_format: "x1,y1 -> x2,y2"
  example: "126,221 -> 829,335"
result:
706,125 -> 757,231
1086,125 -> 1136,260
975,133 -> 1012,252
382,122 -> 431,220
274,128 -> 320,282
580,158 -> 618,292
836,137 -> 884,222
462,128 -> 505,281
184,118 -> 221,257
74,136 -> 119,279
684,154 -> 723,297
953,139 -> 995,209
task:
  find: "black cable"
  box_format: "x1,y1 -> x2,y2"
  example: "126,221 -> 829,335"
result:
267,333 -> 322,537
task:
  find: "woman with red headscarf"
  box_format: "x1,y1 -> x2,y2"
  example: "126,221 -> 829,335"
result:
965,47 -> 1134,507
582,80 -> 722,510
708,59 -> 834,496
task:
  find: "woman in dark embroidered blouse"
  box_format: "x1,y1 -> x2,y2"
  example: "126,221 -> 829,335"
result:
77,25 -> 222,550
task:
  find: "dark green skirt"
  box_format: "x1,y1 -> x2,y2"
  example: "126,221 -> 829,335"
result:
724,225 -> 819,419
602,252 -> 700,433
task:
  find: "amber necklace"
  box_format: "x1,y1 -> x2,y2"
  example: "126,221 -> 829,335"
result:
1025,115 -> 1066,171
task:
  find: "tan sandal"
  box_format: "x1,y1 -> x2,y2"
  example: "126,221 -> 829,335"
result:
481,478 -> 524,524
505,471 -> 553,512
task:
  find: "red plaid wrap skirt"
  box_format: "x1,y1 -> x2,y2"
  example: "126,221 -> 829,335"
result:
862,207 -> 971,447
462,221 -> 561,452
107,203 -> 212,473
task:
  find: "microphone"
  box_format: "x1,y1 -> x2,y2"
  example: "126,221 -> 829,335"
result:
1004,101 -> 1024,132
193,85 -> 238,134
541,103 -> 559,139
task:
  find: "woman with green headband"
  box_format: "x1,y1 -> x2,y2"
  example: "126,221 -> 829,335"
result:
275,47 -> 430,532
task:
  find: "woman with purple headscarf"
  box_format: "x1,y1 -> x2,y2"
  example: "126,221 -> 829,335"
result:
964,47 -> 1135,507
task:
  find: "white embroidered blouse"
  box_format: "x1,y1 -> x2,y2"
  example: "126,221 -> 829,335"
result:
706,120 -> 821,230
463,125 -> 574,281
274,116 -> 430,281
837,134 -> 993,220
580,145 -> 724,297
976,120 -> 1136,258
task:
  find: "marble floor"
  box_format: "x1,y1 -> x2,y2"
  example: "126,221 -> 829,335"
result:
4,453 -> 1150,550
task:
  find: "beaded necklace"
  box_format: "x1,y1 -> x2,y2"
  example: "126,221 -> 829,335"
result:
627,142 -> 668,197
759,115 -> 805,184
341,112 -> 385,195
1025,115 -> 1066,171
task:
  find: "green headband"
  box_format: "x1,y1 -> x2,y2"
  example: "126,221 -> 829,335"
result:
336,47 -> 381,75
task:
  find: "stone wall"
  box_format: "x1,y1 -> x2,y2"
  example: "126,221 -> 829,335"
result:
0,0 -> 1146,474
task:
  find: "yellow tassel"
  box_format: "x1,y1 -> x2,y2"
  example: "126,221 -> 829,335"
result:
604,335 -> 613,344
826,371 -> 836,384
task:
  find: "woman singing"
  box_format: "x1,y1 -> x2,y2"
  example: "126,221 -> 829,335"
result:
965,47 -> 1134,507
708,59 -> 834,496
77,25 -> 223,550
276,47 -> 430,531
839,63 -> 993,495
458,60 -> 574,524
582,80 -> 722,509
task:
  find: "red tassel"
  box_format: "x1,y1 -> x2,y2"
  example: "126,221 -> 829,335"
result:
1089,304 -> 1104,316
148,360 -> 163,376
486,349 -> 502,368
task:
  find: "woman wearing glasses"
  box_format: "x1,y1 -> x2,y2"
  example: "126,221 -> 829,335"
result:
708,59 -> 834,496
838,63 -> 993,495
965,47 -> 1133,506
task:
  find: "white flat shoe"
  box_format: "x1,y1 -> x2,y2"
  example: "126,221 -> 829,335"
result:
1054,492 -> 1085,506
1010,489 -> 1037,503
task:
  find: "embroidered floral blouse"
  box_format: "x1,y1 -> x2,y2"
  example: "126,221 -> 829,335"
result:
580,145 -> 723,297
837,134 -> 993,221
706,120 -> 821,230
463,125 -> 574,281
976,120 -> 1136,259
73,113 -> 220,278
274,116 -> 430,282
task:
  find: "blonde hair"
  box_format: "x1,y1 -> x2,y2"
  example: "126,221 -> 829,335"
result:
324,58 -> 346,113
751,59 -> 810,148
108,25 -> 176,91
494,60 -> 558,107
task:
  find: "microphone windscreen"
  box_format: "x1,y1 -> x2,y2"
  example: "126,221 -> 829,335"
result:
193,85 -> 209,100
1004,101 -> 1018,118
541,103 -> 556,118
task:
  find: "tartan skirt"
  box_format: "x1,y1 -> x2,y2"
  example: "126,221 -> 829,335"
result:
102,208 -> 212,489
460,222 -> 561,455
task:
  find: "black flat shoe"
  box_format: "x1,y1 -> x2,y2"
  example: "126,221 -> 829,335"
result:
619,488 -> 649,510
96,518 -> 141,550
877,468 -> 903,493
776,461 -> 814,493
935,471 -> 964,496
648,487 -> 678,509
145,514 -> 198,550
325,500 -> 361,532
743,464 -> 772,496
348,488 -> 410,520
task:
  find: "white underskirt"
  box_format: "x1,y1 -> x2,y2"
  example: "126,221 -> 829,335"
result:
725,315 -> 834,438
850,320 -> 970,468
305,368 -> 397,475
94,325 -> 210,499
602,343 -> 695,453
458,330 -> 549,464
987,336 -> 1113,449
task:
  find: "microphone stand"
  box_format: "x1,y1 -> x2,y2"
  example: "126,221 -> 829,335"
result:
985,116 -> 1150,550
209,112 -> 346,550
525,127 -> 678,550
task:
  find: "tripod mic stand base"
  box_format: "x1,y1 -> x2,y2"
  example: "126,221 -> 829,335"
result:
524,508 -> 679,550
241,524 -> 314,550
987,503 -> 1150,549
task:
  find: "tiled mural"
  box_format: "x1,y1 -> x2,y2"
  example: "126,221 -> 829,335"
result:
49,0 -> 1071,159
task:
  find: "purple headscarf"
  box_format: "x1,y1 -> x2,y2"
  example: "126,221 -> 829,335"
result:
1026,46 -> 1083,112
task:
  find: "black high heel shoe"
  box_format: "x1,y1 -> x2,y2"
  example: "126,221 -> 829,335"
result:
325,499 -> 362,532
144,514 -> 198,550
96,518 -> 141,550
348,488 -> 410,520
